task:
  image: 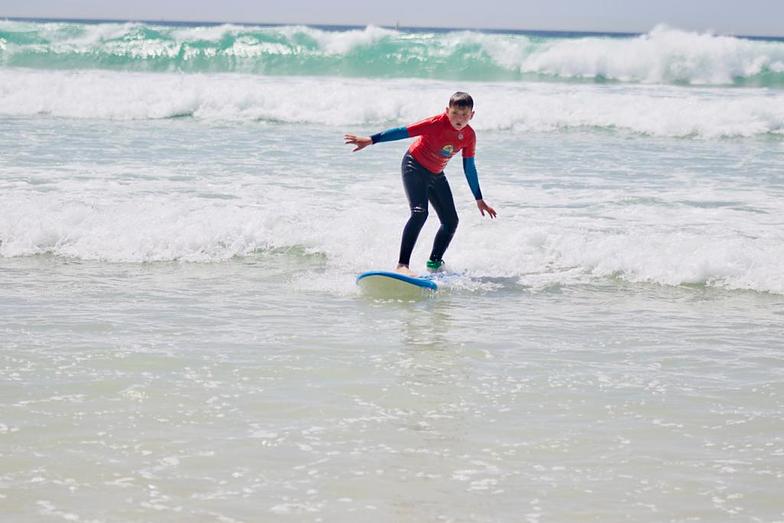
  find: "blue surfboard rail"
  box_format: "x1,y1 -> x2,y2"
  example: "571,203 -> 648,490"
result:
356,271 -> 438,290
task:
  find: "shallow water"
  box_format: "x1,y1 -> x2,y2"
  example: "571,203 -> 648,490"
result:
2,254 -> 784,521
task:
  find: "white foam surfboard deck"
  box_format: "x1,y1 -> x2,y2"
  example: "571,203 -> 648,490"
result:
356,270 -> 437,298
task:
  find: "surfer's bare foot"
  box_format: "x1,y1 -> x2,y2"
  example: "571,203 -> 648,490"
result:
395,264 -> 418,277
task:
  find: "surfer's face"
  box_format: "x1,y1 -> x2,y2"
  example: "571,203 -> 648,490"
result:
446,106 -> 474,130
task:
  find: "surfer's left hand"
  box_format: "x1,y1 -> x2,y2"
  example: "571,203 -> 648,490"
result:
476,199 -> 497,219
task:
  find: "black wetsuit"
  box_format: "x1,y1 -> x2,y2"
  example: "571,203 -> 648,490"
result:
369,114 -> 483,268
398,152 -> 459,266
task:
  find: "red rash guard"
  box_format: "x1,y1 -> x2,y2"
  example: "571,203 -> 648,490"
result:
406,113 -> 476,174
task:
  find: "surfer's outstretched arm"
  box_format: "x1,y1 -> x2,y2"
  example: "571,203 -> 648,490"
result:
344,125 -> 411,152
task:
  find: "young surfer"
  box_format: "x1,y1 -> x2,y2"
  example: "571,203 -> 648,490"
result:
344,92 -> 496,276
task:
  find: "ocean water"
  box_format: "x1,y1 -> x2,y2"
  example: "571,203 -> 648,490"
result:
1,19 -> 784,522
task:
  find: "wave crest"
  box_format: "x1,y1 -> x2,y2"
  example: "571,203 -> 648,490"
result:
520,25 -> 784,86
1,21 -> 783,86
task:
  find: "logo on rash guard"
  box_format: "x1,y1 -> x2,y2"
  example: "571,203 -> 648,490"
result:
439,145 -> 454,158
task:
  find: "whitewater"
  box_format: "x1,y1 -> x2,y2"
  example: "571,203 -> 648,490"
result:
1,19 -> 784,522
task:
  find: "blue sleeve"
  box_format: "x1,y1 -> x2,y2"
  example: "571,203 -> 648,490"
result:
463,157 -> 483,200
371,126 -> 410,144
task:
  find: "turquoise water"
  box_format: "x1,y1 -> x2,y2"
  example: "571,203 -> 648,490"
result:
2,20 -> 784,86
1,19 -> 784,522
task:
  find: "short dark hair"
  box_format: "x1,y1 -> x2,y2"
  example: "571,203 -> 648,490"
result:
449,91 -> 474,109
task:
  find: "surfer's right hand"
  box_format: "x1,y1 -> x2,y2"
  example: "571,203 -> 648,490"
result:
344,133 -> 372,152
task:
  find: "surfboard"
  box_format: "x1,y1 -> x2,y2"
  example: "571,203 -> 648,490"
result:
356,270 -> 437,298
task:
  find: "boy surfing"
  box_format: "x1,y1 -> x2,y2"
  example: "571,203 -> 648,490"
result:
344,92 -> 496,276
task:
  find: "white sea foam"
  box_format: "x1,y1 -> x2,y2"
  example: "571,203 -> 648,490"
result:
305,25 -> 397,55
168,23 -> 248,43
3,198 -> 782,295
516,25 -> 784,85
2,160 -> 783,295
0,69 -> 782,138
455,219 -> 784,295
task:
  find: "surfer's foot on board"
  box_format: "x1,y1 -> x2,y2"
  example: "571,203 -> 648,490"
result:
395,264 -> 419,277
426,259 -> 445,272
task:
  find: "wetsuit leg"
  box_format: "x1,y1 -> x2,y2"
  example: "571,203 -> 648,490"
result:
427,173 -> 459,262
398,153 -> 429,266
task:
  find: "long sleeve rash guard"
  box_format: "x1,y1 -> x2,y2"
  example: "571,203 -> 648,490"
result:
370,112 -> 483,201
